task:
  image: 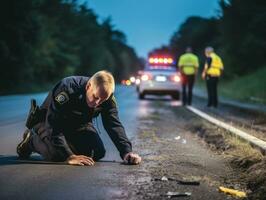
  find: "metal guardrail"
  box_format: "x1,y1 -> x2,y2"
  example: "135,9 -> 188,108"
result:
186,106 -> 266,154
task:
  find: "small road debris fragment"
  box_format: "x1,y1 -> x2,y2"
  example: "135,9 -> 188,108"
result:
219,186 -> 247,198
164,191 -> 192,198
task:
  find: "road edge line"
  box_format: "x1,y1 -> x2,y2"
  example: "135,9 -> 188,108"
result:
186,106 -> 266,154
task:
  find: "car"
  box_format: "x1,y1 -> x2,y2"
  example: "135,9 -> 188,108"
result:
138,56 -> 181,100
135,71 -> 142,92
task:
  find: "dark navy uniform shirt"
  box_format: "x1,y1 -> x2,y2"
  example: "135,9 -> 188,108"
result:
39,76 -> 132,160
206,57 -> 212,69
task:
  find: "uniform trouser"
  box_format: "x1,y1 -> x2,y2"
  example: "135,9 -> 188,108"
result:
181,74 -> 195,105
206,76 -> 219,107
31,124 -> 106,162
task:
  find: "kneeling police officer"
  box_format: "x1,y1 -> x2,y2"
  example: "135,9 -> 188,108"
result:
17,71 -> 141,166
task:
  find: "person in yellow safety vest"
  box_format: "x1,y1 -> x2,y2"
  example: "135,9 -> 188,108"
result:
202,46 -> 224,108
178,47 -> 199,105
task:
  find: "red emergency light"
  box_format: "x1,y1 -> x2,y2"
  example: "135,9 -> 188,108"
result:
149,57 -> 173,64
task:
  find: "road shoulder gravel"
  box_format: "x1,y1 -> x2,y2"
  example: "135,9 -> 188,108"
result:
128,102 -> 246,199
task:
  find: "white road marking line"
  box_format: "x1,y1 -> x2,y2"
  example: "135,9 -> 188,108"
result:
186,106 -> 266,153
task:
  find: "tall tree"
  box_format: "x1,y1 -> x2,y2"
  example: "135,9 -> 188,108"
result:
169,16 -> 219,69
219,0 -> 266,76
0,0 -> 141,94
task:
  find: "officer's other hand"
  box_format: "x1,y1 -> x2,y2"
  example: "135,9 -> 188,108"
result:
123,152 -> 142,165
66,154 -> 95,166
201,72 -> 206,80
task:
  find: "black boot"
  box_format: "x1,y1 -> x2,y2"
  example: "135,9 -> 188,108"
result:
17,129 -> 33,159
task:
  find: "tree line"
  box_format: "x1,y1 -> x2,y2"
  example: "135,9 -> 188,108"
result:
0,0 -> 141,94
150,0 -> 266,79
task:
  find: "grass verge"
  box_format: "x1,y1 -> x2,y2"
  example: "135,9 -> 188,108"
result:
196,67 -> 266,104
220,67 -> 266,104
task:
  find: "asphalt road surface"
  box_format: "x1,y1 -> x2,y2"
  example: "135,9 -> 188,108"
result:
0,86 -> 246,199
0,86 -> 145,200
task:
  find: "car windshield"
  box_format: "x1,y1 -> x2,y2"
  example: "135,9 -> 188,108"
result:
145,65 -> 177,72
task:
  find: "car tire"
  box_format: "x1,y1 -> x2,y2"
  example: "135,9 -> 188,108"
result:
172,92 -> 180,100
139,92 -> 145,100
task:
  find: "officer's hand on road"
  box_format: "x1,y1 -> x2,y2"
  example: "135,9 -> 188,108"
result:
66,155 -> 95,166
123,152 -> 142,165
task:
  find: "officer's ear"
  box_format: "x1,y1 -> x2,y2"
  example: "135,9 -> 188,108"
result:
86,82 -> 91,91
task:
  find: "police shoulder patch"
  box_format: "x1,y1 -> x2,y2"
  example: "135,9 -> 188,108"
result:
55,91 -> 69,105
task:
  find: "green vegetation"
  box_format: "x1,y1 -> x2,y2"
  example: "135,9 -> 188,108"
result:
195,67 -> 266,104
0,0 -> 141,94
224,132 -> 263,160
220,67 -> 266,103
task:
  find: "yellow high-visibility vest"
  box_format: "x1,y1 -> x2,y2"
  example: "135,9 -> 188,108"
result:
178,53 -> 199,75
206,53 -> 224,77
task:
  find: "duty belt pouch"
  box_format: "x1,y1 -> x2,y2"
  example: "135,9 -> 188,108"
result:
25,99 -> 42,129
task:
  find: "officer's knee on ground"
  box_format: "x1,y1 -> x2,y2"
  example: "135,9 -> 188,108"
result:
93,148 -> 106,161
48,152 -> 69,162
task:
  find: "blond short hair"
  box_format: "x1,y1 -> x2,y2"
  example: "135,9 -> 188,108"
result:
205,46 -> 214,53
90,70 -> 115,96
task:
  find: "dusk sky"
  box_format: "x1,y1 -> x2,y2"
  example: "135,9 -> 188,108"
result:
83,0 -> 220,58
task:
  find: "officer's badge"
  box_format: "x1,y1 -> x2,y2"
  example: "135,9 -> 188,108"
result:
55,92 -> 69,105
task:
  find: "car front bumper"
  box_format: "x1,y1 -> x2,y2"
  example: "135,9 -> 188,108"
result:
139,80 -> 181,94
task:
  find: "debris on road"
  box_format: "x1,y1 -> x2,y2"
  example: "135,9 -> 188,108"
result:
164,191 -> 192,198
154,176 -> 200,186
174,136 -> 187,144
132,103 -> 261,199
161,176 -> 168,181
174,136 -> 181,140
219,186 -> 247,198
168,177 -> 200,186
153,177 -> 168,181
182,139 -> 187,144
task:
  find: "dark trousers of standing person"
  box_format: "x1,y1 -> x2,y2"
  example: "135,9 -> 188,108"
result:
206,76 -> 219,107
181,74 -> 195,105
30,123 -> 106,162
